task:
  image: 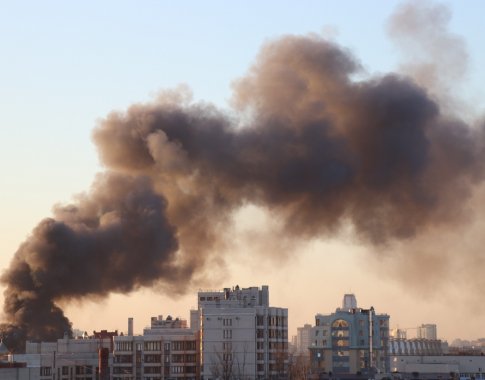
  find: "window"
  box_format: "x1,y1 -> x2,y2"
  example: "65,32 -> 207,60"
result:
113,366 -> 133,374
172,340 -> 196,351
145,366 -> 161,374
116,341 -> 133,351
144,341 -> 162,351
186,365 -> 196,373
114,354 -> 132,363
75,366 -> 88,375
185,354 -> 197,363
172,365 -> 185,374
144,354 -> 161,363
40,367 -> 51,376
172,354 -> 184,363
332,319 -> 349,328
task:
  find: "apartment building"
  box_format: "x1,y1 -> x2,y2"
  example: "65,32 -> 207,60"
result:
309,294 -> 390,377
194,285 -> 288,380
112,316 -> 198,380
296,324 -> 313,356
417,324 -> 438,340
1,331 -> 114,380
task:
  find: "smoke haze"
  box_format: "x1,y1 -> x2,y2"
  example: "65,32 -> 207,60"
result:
2,1 -> 484,351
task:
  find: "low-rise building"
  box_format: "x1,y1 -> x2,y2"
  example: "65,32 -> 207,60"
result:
112,316 -> 199,380
390,338 -> 444,356
390,355 -> 485,380
3,331 -> 115,380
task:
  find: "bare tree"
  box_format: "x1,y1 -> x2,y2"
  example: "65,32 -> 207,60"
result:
287,352 -> 311,380
210,344 -> 234,380
210,342 -> 253,380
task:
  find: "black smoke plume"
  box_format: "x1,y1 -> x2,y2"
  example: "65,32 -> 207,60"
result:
1,174 -> 178,352
2,1 -> 484,352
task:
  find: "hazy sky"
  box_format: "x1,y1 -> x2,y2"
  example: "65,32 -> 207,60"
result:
1,0 -> 485,343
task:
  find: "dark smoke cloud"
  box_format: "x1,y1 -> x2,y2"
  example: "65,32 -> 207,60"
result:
93,35 -> 484,244
2,1 -> 484,352
1,173 -> 178,351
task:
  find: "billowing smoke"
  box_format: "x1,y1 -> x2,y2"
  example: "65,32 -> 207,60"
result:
2,1 -> 484,352
1,174 -> 178,352
388,0 -> 469,112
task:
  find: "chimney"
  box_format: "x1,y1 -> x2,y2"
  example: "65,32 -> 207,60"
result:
128,317 -> 133,336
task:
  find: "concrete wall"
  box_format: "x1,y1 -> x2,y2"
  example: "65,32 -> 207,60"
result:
0,367 -> 40,380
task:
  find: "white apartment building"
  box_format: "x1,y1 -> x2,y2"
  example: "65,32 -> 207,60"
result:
417,324 -> 438,340
2,332 -> 114,380
193,285 -> 288,380
296,324 -> 312,356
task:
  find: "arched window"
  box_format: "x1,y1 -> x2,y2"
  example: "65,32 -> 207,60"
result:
332,319 -> 349,328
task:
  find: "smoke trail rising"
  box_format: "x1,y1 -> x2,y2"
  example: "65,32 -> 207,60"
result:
2,1 -> 484,353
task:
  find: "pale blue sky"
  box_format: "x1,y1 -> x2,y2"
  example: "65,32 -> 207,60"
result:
1,1 -> 484,340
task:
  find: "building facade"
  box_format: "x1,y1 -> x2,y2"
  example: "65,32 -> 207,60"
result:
3,331 -> 115,380
417,324 -> 438,341
194,285 -> 288,380
112,316 -> 199,380
309,294 -> 390,377
296,324 -> 312,356
389,338 -> 443,356
390,355 -> 485,380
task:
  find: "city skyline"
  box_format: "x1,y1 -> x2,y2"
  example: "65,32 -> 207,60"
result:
1,0 -> 485,345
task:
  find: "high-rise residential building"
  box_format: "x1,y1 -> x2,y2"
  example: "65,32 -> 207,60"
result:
296,324 -> 313,356
193,285 -> 288,380
417,324 -> 438,340
112,316 -> 199,380
309,294 -> 390,377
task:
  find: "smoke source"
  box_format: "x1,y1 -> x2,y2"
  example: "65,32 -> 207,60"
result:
2,1 -> 484,352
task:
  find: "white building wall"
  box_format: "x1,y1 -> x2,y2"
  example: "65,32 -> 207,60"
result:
391,355 -> 485,376
201,308 -> 257,379
0,367 -> 40,380
8,337 -> 112,380
197,285 -> 288,380
417,324 -> 438,340
296,324 -> 312,355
